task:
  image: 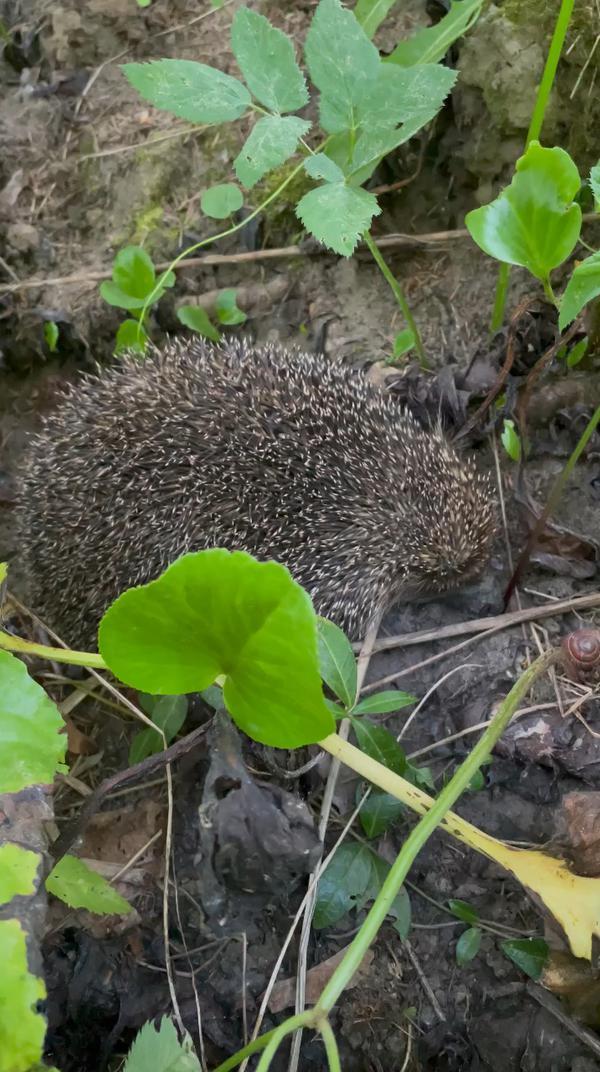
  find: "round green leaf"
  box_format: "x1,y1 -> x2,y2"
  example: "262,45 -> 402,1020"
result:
500,937 -> 548,980
123,59 -> 251,124
98,550 -> 334,748
201,183 -> 243,219
0,650 -> 67,794
0,844 -> 40,906
456,926 -> 482,966
559,251 -> 600,330
466,142 -> 582,281
317,618 -> 357,709
46,855 -> 131,915
113,245 -> 155,299
177,305 -> 221,342
231,7 -> 308,114
0,919 -> 46,1070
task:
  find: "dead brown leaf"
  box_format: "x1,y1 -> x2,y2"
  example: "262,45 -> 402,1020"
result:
266,947 -> 375,1013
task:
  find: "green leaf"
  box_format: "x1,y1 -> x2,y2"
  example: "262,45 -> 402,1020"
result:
351,717 -> 406,774
296,182 -> 380,256
215,288 -> 246,326
0,919 -> 46,1072
347,118 -> 425,180
122,59 -> 251,124
177,305 -> 221,342
234,115 -> 310,188
128,695 -> 188,764
200,685 -> 223,710
404,760 -> 434,790
365,853 -> 411,937
388,0 -> 484,66
559,251 -> 600,330
356,63 -> 457,131
44,321 -> 59,353
325,698 -> 346,720
124,1016 -> 201,1072
354,0 -> 398,38
304,153 -> 345,184
0,650 -> 67,794
304,0 -> 380,134
0,844 -> 39,905
98,550 -> 334,749
590,162 -> 600,209
501,937 -> 548,980
456,926 -> 482,966
230,8 -> 308,113
501,419 -> 521,462
115,319 -> 148,355
448,898 -> 479,925
46,855 -> 131,915
465,142 -> 582,282
201,183 -> 243,219
359,787 -> 404,838
353,690 -> 416,716
317,618 -> 357,708
113,245 -> 155,298
566,337 -> 588,368
390,328 -> 416,360
314,843 -> 374,928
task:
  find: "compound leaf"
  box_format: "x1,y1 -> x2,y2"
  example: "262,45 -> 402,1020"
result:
296,182 -> 380,255
46,855 -> 131,915
559,251 -> 600,330
124,1016 -> 201,1072
234,115 -> 310,188
304,0 -> 380,133
231,8 -> 308,113
0,919 -> 46,1072
304,153 -> 345,184
0,649 -> 66,794
98,550 -> 334,749
466,142 -> 582,281
317,618 -> 357,709
123,59 -> 251,123
388,0 -> 484,66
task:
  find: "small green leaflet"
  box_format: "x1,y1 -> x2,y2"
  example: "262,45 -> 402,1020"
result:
115,319 -> 148,355
456,926 -> 481,966
389,328 -> 416,362
565,337 -> 588,368
129,694 -> 188,765
317,617 -> 357,709
304,0 -> 380,134
314,843 -> 374,928
388,0 -> 484,66
296,182 -> 380,256
352,690 -> 415,716
0,920 -> 47,1072
0,649 -> 67,794
231,8 -> 308,114
501,937 -> 548,980
44,321 -> 59,352
359,850 -> 411,937
46,855 -> 132,915
123,59 -> 251,124
177,306 -> 221,342
201,183 -> 243,219
0,843 -> 39,905
124,1016 -> 201,1072
448,898 -> 479,925
559,251 -> 600,330
354,0 -> 398,38
466,142 -> 582,283
351,717 -> 406,774
590,162 -> 600,209
356,64 -> 456,131
304,153 -> 345,184
501,419 -> 521,462
215,288 -> 246,326
359,787 -> 404,838
101,246 -> 174,310
234,115 -> 310,189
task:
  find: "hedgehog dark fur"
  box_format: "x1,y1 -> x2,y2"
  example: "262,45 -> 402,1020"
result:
20,337 -> 497,644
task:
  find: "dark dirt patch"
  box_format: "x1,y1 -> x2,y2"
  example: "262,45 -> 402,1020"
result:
2,2 -> 600,1071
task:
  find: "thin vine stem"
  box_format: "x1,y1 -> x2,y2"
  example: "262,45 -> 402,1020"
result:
320,1019 -> 342,1072
362,230 -> 427,368
490,0 -> 576,332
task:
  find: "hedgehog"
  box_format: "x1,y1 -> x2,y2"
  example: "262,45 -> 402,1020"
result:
19,337 -> 497,646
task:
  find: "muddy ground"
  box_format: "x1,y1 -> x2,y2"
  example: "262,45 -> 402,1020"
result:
2,1 -> 600,1070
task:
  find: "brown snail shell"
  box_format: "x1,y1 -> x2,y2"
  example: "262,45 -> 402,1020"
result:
561,628 -> 600,683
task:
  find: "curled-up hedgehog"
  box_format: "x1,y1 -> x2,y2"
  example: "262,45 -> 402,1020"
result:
20,338 -> 497,644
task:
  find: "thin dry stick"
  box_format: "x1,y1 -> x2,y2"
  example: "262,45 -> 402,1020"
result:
397,662 -> 483,743
403,938 -> 446,1022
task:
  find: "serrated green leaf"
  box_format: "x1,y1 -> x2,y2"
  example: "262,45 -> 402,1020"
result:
0,844 -> 39,905
590,162 -> 600,209
353,690 -> 416,716
115,319 -> 148,355
44,321 -> 59,353
347,118 -> 425,180
46,855 -> 131,915
304,153 -> 344,184
177,305 -> 221,342
351,717 -> 406,774
566,337 -> 588,367
357,63 -> 456,130
0,919 -> 46,1072
448,898 -> 479,924
215,288 -> 246,326
359,787 -> 404,837
559,251 -> 600,330
317,618 -> 357,708
466,142 -> 582,282
501,937 -> 548,980
98,550 -> 334,749
124,1016 -> 201,1072
456,926 -> 482,966
296,182 -> 380,256
304,0 -> 380,134
388,0 -> 484,66
0,650 -> 67,794
123,59 -> 251,123
501,419 -> 521,462
354,0 -> 398,38
231,7 -> 308,113
234,115 -> 310,188
201,182 -> 243,219
314,843 -> 373,928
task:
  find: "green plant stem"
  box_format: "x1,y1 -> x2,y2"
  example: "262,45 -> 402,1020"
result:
362,230 -> 428,368
542,276 -> 558,307
320,1019 -> 342,1072
0,628 -> 106,669
490,0 -> 576,332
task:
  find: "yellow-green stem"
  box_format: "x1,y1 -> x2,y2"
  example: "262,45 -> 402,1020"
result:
362,230 -> 428,369
0,628 -> 106,669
